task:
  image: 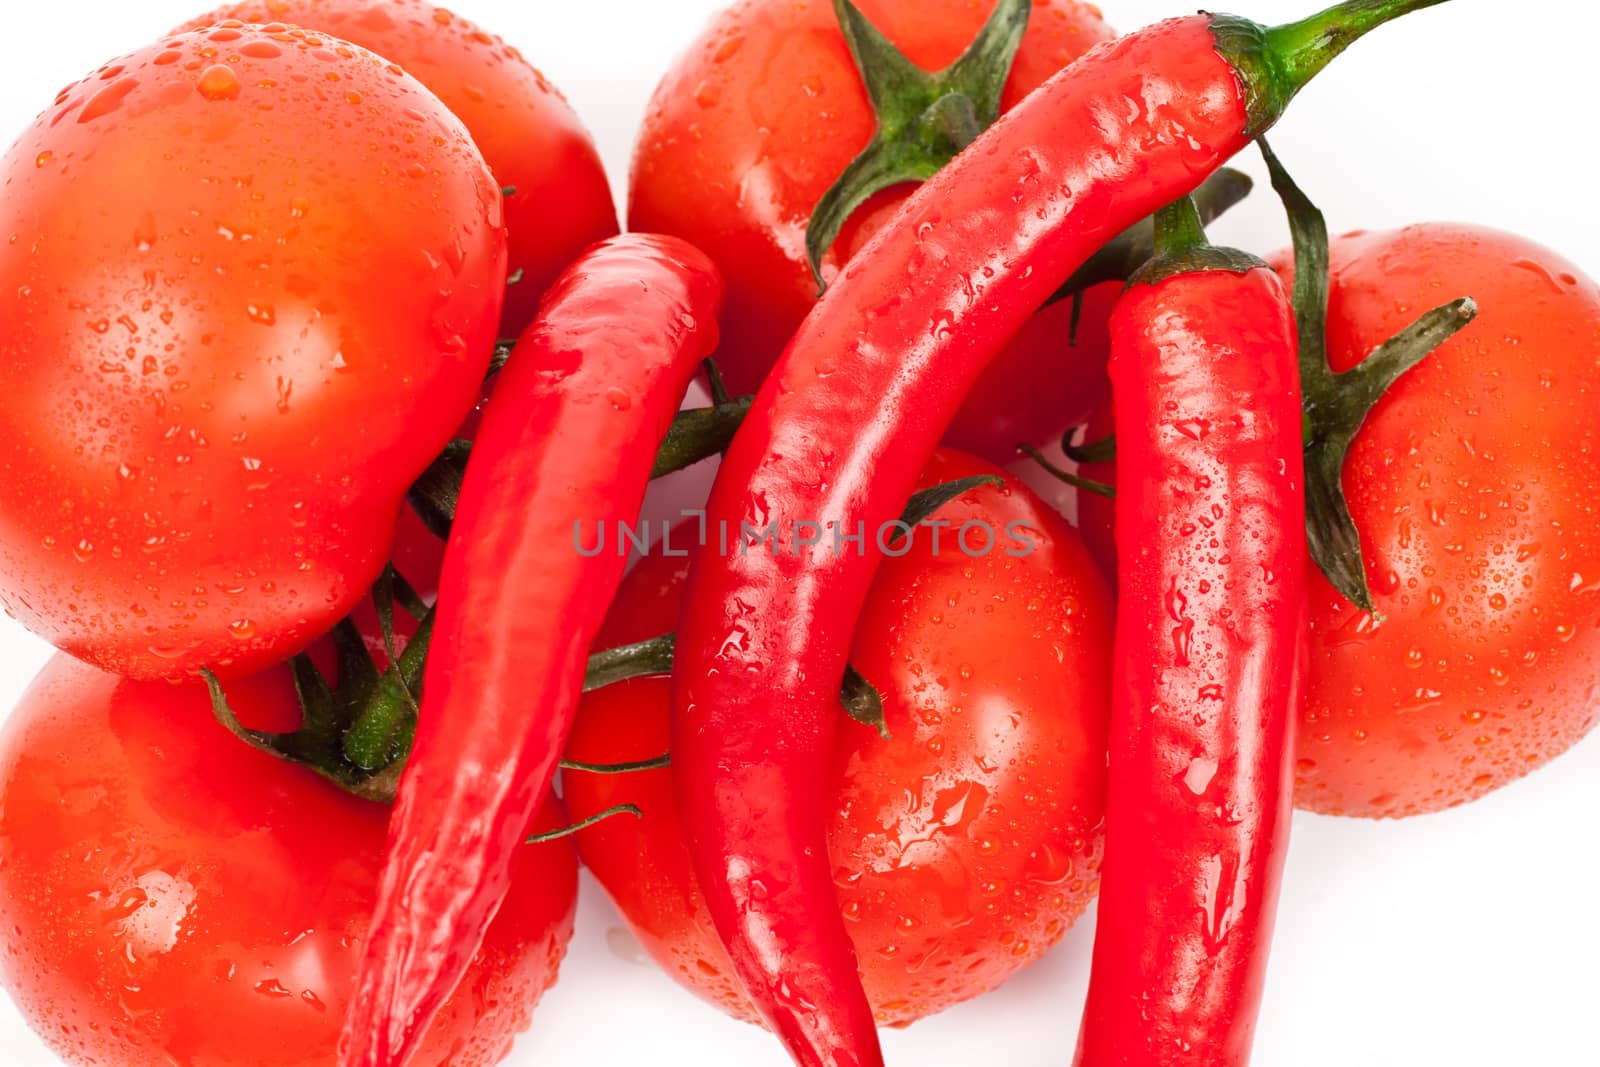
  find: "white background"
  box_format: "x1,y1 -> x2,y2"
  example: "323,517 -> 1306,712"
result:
3,1 -> 1599,1065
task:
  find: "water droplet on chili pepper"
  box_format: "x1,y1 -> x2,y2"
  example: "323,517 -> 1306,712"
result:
1165,578 -> 1194,667
1180,757 -> 1218,797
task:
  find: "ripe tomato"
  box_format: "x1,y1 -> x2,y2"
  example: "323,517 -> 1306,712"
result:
566,449 -> 1113,1027
179,0 -> 618,336
1281,224 -> 1600,816
0,24 -> 505,680
0,654 -> 577,1067
629,0 -> 1116,460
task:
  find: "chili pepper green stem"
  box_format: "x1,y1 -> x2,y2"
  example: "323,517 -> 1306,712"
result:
1152,196 -> 1209,258
1132,197 -> 1264,287
1215,0 -> 1453,136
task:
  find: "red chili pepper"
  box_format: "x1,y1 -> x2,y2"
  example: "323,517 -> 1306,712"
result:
338,234 -> 723,1067
669,3 -> 1446,1064
1072,198 -> 1306,1067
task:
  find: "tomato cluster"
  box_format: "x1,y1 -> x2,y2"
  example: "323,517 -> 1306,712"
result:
0,0 -> 1593,1065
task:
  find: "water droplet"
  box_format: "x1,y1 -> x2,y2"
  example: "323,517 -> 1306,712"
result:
1165,578 -> 1194,666
79,77 -> 139,122
605,926 -> 650,965
197,65 -> 241,102
1180,756 -> 1218,796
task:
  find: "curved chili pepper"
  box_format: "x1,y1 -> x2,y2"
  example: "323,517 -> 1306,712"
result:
669,3 -> 1447,1065
1072,198 -> 1306,1067
338,234 -> 722,1067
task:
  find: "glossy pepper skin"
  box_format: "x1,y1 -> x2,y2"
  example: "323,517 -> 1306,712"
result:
338,235 -> 723,1067
1074,240 -> 1306,1066
668,2 -> 1446,1063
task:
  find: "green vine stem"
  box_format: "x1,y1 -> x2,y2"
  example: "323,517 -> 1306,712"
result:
201,471 -> 1011,799
1262,138 -> 1476,616
806,0 -> 1031,288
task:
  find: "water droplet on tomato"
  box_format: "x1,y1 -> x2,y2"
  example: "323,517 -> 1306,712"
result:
693,80 -> 721,108
196,65 -> 241,102
79,77 -> 139,122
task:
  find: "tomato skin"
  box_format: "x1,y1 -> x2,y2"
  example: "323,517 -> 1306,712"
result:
941,282 -> 1116,461
1274,224 -> 1600,817
0,654 -> 576,1067
180,0 -> 618,336
0,25 -> 505,680
566,449 -> 1113,1027
628,0 -> 1115,459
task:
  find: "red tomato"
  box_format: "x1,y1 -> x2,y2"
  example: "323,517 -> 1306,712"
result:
566,449 -> 1113,1027
0,655 -> 577,1066
179,0 -> 618,336
1280,224 -> 1600,816
0,25 -> 505,680
629,0 -> 1116,460
942,282 -> 1117,461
